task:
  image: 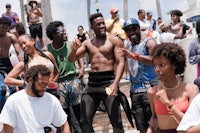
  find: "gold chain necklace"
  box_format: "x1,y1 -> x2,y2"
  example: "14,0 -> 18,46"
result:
162,80 -> 180,90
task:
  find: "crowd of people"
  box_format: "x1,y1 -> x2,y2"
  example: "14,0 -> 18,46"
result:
0,1 -> 200,133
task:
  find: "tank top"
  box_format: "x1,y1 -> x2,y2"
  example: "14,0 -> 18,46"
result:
77,33 -> 86,42
125,38 -> 157,92
47,42 -> 76,82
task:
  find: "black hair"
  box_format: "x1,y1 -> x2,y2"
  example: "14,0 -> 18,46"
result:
46,21 -> 64,40
151,43 -> 186,74
138,9 -> 145,15
24,65 -> 50,81
10,23 -> 26,35
170,10 -> 183,17
78,25 -> 84,30
0,17 -> 11,26
196,20 -> 200,36
89,13 -> 103,25
19,34 -> 53,71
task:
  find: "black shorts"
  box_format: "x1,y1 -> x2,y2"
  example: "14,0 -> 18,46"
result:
0,58 -> 13,74
29,23 -> 43,38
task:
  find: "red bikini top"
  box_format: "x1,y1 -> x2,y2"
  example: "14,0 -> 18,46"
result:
154,98 -> 189,115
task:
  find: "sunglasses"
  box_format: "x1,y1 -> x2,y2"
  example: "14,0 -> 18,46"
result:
6,6 -> 11,8
56,28 -> 67,35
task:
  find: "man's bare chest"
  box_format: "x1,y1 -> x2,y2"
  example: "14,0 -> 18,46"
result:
88,44 -> 114,57
0,37 -> 12,57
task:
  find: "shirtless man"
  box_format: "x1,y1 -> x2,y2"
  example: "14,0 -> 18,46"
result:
68,13 -> 125,133
0,17 -> 20,74
0,17 -> 20,112
26,0 -> 44,48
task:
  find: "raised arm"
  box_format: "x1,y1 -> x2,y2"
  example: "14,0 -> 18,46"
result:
68,38 -> 87,62
139,39 -> 156,66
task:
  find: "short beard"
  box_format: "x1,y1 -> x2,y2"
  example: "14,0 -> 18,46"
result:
31,82 -> 42,97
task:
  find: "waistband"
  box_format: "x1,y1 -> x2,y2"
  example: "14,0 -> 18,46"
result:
159,129 -> 177,133
88,71 -> 115,87
30,23 -> 41,26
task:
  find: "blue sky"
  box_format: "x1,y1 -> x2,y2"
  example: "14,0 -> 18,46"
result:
0,0 -> 189,41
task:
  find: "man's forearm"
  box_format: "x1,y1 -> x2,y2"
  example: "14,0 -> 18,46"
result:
68,49 -> 77,62
113,62 -> 124,86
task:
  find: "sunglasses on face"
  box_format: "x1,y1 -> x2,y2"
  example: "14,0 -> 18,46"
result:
6,6 -> 11,8
36,80 -> 49,88
56,28 -> 66,34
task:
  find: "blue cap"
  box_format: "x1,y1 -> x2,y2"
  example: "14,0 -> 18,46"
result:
123,18 -> 140,30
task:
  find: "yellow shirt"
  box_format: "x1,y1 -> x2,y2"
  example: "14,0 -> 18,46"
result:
105,18 -> 126,40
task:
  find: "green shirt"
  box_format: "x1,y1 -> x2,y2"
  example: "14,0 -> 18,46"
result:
47,42 -> 76,82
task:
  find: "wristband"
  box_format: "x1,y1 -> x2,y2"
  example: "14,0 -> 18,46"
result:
133,52 -> 139,60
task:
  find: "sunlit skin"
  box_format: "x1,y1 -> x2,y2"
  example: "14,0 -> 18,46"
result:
147,54 -> 199,132
68,16 -> 125,96
4,35 -> 59,87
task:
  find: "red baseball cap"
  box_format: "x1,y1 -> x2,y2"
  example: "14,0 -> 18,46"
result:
110,7 -> 119,13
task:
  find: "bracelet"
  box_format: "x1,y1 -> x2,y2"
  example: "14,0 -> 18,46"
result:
133,52 -> 139,60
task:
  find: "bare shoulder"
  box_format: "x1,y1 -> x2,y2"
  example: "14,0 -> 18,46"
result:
43,51 -> 54,59
108,35 -> 124,47
184,82 -> 199,95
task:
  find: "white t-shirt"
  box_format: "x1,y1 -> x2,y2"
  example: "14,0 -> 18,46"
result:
160,32 -> 180,44
0,90 -> 67,133
177,94 -> 200,131
137,19 -> 150,38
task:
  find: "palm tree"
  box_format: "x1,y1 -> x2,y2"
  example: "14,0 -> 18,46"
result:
87,0 -> 92,38
19,0 -> 25,25
41,0 -> 53,44
123,0 -> 128,20
156,0 -> 162,18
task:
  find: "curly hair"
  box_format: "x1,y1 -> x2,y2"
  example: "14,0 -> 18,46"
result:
89,13 -> 103,25
46,21 -> 64,40
151,43 -> 186,74
10,23 -> 26,35
0,17 -> 11,26
196,20 -> 200,36
24,65 -> 50,81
